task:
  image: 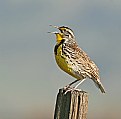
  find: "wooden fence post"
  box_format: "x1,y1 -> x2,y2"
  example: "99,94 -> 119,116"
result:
54,88 -> 88,119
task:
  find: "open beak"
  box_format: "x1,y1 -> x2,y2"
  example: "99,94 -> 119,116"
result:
49,25 -> 59,29
48,25 -> 60,34
47,31 -> 59,34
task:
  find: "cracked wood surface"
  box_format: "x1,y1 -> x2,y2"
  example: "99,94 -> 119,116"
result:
54,88 -> 88,119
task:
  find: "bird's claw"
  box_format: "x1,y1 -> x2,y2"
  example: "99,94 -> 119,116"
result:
63,86 -> 82,95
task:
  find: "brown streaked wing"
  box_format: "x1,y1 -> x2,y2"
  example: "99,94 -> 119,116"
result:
63,42 -> 100,80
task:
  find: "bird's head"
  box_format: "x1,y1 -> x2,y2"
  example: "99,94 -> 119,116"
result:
49,25 -> 75,39
58,26 -> 75,39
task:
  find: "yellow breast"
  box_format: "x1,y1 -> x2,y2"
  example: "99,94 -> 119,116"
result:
54,44 -> 75,77
54,33 -> 81,79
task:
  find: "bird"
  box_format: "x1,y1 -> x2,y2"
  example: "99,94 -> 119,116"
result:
49,25 -> 106,93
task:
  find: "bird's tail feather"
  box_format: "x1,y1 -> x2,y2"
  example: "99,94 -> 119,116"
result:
92,78 -> 106,93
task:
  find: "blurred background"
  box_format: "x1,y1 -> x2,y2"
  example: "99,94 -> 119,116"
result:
0,0 -> 121,119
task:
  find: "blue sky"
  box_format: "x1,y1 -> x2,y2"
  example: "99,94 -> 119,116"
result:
0,0 -> 121,119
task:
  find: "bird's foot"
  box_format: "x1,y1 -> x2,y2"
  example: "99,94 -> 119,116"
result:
63,86 -> 82,95
63,85 -> 71,90
63,87 -> 74,95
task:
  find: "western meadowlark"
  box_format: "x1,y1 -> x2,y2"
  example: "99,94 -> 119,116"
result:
49,25 -> 106,93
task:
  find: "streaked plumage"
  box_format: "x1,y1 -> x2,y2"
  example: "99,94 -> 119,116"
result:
50,25 -> 106,93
